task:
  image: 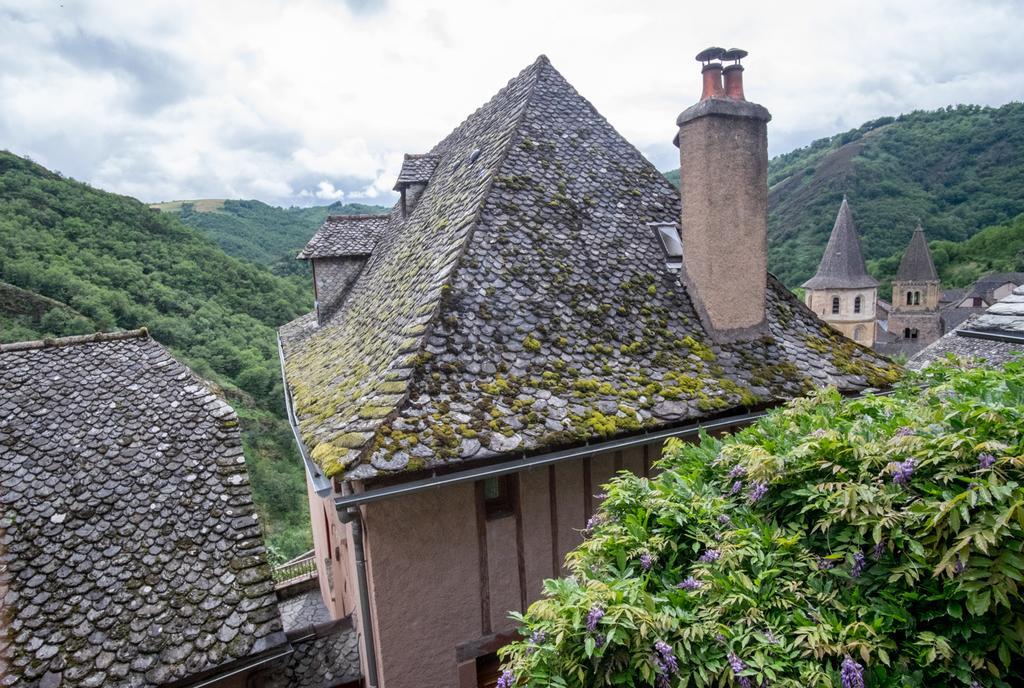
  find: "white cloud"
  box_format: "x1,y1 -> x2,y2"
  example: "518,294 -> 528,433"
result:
313,181 -> 345,200
1,0 -> 1022,207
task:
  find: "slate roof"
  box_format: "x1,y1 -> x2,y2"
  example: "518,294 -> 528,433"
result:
297,215 -> 390,259
911,285 -> 1024,369
280,56 -> 900,481
802,197 -> 879,290
895,225 -> 938,282
393,154 -> 441,190
0,330 -> 285,687
271,589 -> 360,687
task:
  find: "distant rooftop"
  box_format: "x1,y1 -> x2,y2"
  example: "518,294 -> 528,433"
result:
911,285 -> 1024,368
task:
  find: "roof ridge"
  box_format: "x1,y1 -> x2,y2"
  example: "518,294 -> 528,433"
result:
895,223 -> 939,282
324,214 -> 389,222
802,197 -> 878,290
0,328 -> 149,353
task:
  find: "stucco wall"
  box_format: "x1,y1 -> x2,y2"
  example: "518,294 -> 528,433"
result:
353,442 -> 664,688
677,109 -> 768,337
361,482 -> 481,688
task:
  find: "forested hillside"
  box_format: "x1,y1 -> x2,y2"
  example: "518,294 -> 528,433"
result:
154,198 -> 387,276
0,150 -> 313,559
666,102 -> 1024,288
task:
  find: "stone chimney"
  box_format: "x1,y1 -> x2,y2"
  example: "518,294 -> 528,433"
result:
674,47 -> 771,341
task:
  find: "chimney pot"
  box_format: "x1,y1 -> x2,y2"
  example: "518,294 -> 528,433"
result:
723,64 -> 745,100
700,63 -> 725,101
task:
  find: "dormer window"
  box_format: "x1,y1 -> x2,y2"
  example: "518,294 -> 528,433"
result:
649,222 -> 682,271
394,154 -> 440,217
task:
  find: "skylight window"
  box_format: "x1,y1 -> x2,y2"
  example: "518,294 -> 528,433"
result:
649,222 -> 682,271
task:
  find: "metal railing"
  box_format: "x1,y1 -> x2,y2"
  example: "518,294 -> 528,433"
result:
272,550 -> 317,586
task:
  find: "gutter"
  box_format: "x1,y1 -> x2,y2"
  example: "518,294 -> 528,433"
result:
169,643 -> 293,688
956,328 -> 1024,345
334,407 -> 772,510
277,334 -> 379,688
277,335 -> 334,498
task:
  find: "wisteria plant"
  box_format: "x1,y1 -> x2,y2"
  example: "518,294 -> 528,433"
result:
499,358 -> 1024,686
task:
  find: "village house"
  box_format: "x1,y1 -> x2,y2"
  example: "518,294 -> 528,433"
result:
0,330 -> 360,688
279,50 -> 898,688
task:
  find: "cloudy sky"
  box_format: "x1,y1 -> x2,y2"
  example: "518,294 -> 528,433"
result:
2,0 -> 1022,208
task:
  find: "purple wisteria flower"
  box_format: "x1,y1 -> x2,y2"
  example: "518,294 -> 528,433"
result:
872,540 -> 886,560
697,548 -> 721,563
530,629 -> 546,646
811,428 -> 828,439
640,552 -> 654,571
727,652 -> 752,687
496,669 -> 515,688
891,458 -> 915,486
593,491 -> 608,500
593,633 -> 605,648
715,632 -> 727,644
851,551 -> 866,578
953,556 -> 967,576
654,641 -> 679,673
978,452 -> 996,470
840,655 -> 864,688
747,481 -> 768,504
729,480 -> 744,495
585,514 -> 603,533
895,426 -> 914,437
676,576 -> 702,591
817,556 -> 838,570
717,513 -> 732,525
727,464 -> 747,479
653,640 -> 679,687
586,605 -> 604,632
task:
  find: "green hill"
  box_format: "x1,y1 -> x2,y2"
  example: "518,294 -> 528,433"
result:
666,102 -> 1024,288
0,150 -> 314,559
155,198 -> 388,276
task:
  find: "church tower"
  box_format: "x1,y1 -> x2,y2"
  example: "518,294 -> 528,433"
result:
801,197 -> 879,345
887,224 -> 942,351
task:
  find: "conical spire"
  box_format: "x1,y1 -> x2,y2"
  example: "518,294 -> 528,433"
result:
895,224 -> 939,282
802,197 -> 879,290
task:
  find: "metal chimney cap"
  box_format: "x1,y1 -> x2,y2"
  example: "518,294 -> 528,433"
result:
695,47 -> 725,63
721,48 -> 748,62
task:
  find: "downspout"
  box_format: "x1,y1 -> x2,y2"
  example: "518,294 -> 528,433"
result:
338,490 -> 380,688
276,335 -> 378,686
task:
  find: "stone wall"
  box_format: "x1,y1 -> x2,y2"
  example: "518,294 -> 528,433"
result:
314,257 -> 366,323
804,287 -> 877,345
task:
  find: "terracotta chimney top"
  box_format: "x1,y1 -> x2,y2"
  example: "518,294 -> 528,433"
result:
721,48 -> 748,100
695,47 -> 725,101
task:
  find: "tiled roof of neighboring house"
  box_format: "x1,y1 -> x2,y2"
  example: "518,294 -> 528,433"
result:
297,215 -> 390,259
940,305 -> 983,332
895,225 -> 939,282
269,589 -> 360,688
940,288 -> 965,306
0,330 -> 285,687
280,56 -> 900,481
802,197 -> 879,290
393,154 -> 441,190
911,285 -> 1024,369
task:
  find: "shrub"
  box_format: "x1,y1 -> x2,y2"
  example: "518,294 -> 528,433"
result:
500,359 -> 1024,687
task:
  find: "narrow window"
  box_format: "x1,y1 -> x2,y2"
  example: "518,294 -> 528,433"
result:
972,297 -> 983,308
913,291 -> 921,305
911,328 -> 919,339
483,475 -> 516,520
854,295 -> 862,314
904,328 -> 911,339
831,296 -> 840,314
906,291 -> 913,305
